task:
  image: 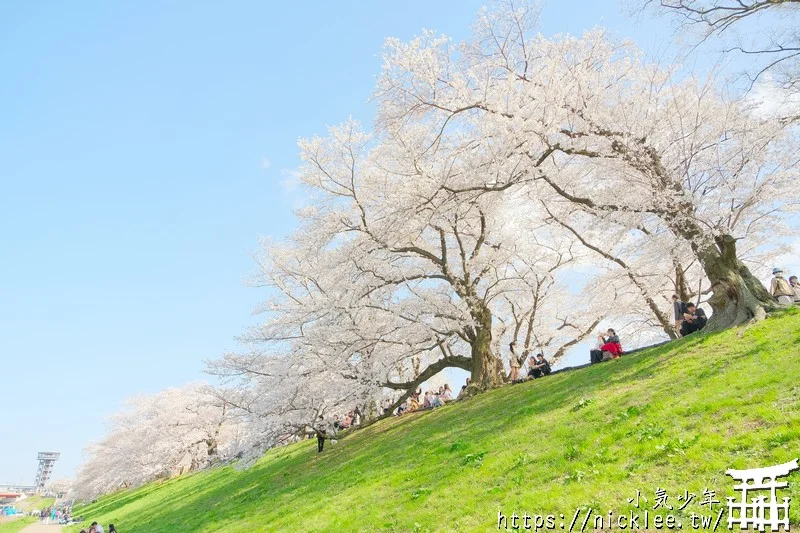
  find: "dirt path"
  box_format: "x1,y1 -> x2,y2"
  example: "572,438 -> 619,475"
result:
20,523 -> 63,533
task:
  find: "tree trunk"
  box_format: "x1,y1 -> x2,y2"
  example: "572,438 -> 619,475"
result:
465,304 -> 505,394
674,260 -> 692,302
620,143 -> 774,329
693,235 -> 776,330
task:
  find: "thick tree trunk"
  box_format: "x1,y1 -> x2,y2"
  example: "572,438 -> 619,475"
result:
465,304 -> 505,394
382,300 -> 504,401
616,143 -> 774,329
693,235 -> 776,330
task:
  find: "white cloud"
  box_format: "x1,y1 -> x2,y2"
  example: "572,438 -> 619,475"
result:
260,157 -> 272,171
279,168 -> 301,194
279,168 -> 308,210
747,76 -> 800,118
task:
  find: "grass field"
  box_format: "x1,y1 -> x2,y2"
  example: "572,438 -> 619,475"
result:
14,496 -> 54,513
0,496 -> 54,533
68,309 -> 800,532
0,517 -> 36,533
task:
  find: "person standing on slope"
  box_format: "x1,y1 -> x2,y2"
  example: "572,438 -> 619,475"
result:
508,342 -> 521,382
314,415 -> 334,453
672,294 -> 687,337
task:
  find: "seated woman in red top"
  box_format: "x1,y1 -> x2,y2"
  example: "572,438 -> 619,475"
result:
599,328 -> 623,357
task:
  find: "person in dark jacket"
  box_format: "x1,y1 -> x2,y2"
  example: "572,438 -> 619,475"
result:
528,353 -> 551,378
680,303 -> 707,336
314,415 -> 333,453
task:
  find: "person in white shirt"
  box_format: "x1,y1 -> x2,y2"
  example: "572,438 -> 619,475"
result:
440,384 -> 453,402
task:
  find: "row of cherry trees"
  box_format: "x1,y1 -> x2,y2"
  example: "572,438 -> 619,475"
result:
208,3 -> 796,464
73,1 -> 797,492
72,383 -> 243,500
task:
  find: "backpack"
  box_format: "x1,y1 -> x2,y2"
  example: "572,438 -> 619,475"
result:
774,277 -> 793,296
772,278 -> 794,298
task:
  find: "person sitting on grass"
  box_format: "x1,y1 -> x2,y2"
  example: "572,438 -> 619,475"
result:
789,275 -> 800,303
590,329 -> 623,363
432,393 -> 443,408
526,355 -> 537,377
599,329 -> 622,357
408,392 -> 420,411
423,391 -> 433,409
381,398 -> 392,415
440,383 -> 453,402
680,303 -> 707,337
771,267 -> 794,305
528,353 -> 552,378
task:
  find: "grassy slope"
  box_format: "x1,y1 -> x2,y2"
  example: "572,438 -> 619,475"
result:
0,497 -> 53,533
69,310 -> 800,532
0,517 -> 36,533
15,496 -> 54,513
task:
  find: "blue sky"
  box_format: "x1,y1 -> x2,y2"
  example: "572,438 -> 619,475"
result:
0,0 -> 760,484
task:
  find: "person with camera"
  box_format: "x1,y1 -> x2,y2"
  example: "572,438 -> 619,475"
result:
680,303 -> 707,337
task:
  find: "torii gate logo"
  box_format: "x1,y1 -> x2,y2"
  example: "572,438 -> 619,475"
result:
726,458 -> 798,531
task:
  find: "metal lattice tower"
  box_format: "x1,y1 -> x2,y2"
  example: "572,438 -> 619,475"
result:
34,452 -> 59,493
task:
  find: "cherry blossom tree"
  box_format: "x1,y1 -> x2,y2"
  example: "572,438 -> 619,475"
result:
375,1 -> 799,330
205,0 -> 797,463
45,478 -> 72,498
71,383 -> 239,500
220,117 -> 601,392
642,0 -> 800,93
207,116 -> 606,458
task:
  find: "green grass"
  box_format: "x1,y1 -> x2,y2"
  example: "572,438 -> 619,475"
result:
0,516 -> 36,533
15,495 -> 54,513
68,309 -> 800,532
0,496 -> 53,533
